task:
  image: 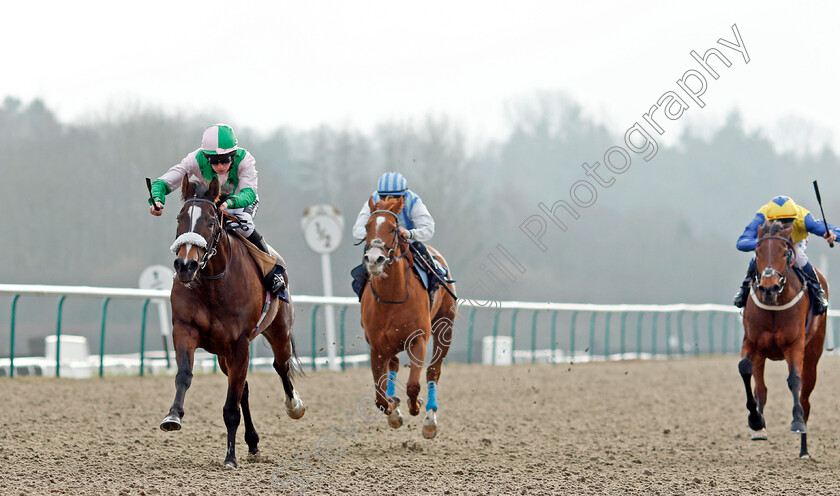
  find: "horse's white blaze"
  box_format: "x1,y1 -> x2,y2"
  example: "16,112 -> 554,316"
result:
170,204 -> 209,257
188,205 -> 202,232
376,216 -> 386,228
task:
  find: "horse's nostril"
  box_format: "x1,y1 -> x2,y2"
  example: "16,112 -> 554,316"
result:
376,256 -> 385,264
187,260 -> 198,272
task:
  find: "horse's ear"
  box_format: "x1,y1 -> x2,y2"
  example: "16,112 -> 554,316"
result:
181,176 -> 193,201
390,196 -> 405,214
368,196 -> 375,212
209,177 -> 221,203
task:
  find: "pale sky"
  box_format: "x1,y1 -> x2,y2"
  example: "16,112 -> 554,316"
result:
4,0 -> 839,153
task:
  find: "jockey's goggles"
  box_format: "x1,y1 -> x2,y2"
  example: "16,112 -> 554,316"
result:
206,153 -> 234,165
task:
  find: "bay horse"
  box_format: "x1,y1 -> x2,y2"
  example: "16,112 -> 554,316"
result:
159,176 -> 305,468
361,197 -> 456,439
739,219 -> 827,458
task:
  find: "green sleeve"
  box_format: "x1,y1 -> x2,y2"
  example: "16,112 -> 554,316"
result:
149,179 -> 171,206
226,187 -> 257,209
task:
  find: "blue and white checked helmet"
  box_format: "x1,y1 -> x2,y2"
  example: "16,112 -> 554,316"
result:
377,172 -> 407,196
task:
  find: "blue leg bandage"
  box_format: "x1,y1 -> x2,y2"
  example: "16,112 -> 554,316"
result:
426,381 -> 438,411
386,371 -> 397,397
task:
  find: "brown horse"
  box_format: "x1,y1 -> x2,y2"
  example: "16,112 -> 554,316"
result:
159,176 -> 305,468
361,196 -> 457,439
739,219 -> 827,458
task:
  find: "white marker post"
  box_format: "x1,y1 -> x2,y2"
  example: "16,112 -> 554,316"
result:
301,205 -> 344,371
139,265 -> 174,368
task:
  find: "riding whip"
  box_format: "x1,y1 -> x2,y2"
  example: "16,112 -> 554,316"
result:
146,178 -> 161,212
813,180 -> 833,248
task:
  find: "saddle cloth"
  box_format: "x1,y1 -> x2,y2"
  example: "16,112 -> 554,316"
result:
231,231 -> 285,279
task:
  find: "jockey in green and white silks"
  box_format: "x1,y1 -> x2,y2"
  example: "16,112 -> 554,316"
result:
148,123 -> 286,296
351,172 -> 447,300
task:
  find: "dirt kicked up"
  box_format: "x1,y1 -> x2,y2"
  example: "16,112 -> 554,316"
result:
4,355 -> 840,495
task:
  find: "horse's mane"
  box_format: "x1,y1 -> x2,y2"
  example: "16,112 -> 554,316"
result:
373,197 -> 403,213
181,180 -> 233,204
759,219 -> 793,237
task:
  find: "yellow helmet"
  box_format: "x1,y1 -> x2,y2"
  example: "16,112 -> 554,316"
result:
764,196 -> 798,220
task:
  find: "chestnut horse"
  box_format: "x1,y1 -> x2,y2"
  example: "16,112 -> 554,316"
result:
361,197 -> 456,439
739,219 -> 827,458
159,177 -> 305,468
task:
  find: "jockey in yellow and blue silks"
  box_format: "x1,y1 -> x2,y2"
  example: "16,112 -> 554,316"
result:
147,123 -> 286,296
350,172 -> 448,300
734,195 -> 838,314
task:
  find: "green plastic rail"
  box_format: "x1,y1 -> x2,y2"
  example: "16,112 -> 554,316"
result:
466,308 -> 477,364
140,299 -> 150,377
55,296 -> 66,377
9,295 -> 19,377
311,305 -> 320,371
99,298 -> 111,378
340,306 -> 348,371
530,311 -> 539,364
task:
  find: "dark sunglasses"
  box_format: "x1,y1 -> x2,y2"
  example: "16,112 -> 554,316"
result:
206,153 -> 233,165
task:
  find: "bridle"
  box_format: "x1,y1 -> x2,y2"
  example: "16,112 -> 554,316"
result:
754,235 -> 796,297
364,210 -> 405,265
178,197 -> 231,280
365,209 -> 411,304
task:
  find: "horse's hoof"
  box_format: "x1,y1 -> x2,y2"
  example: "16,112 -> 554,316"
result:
388,408 -> 403,429
791,421 -> 807,434
800,453 -> 811,459
748,413 -> 765,431
285,393 -> 306,420
751,429 -> 768,441
160,415 -> 181,432
409,398 -> 423,416
422,410 -> 437,439
223,459 -> 238,469
286,403 -> 305,420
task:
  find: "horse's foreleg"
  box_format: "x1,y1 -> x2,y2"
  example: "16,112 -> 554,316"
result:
405,329 -> 429,417
783,344 -> 807,435
386,355 -> 400,399
799,352 -> 817,459
738,349 -> 766,438
241,381 -> 260,456
370,353 -> 395,417
160,327 -> 197,432
222,339 -> 250,468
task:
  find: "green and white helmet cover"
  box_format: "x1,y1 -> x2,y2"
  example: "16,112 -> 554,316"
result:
201,123 -> 239,155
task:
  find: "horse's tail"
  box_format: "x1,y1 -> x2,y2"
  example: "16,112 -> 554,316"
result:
287,333 -> 305,379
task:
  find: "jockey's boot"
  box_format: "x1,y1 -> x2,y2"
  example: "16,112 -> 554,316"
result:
802,262 -> 828,315
246,230 -> 287,295
733,258 -> 757,308
411,241 -> 447,281
351,264 -> 368,301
